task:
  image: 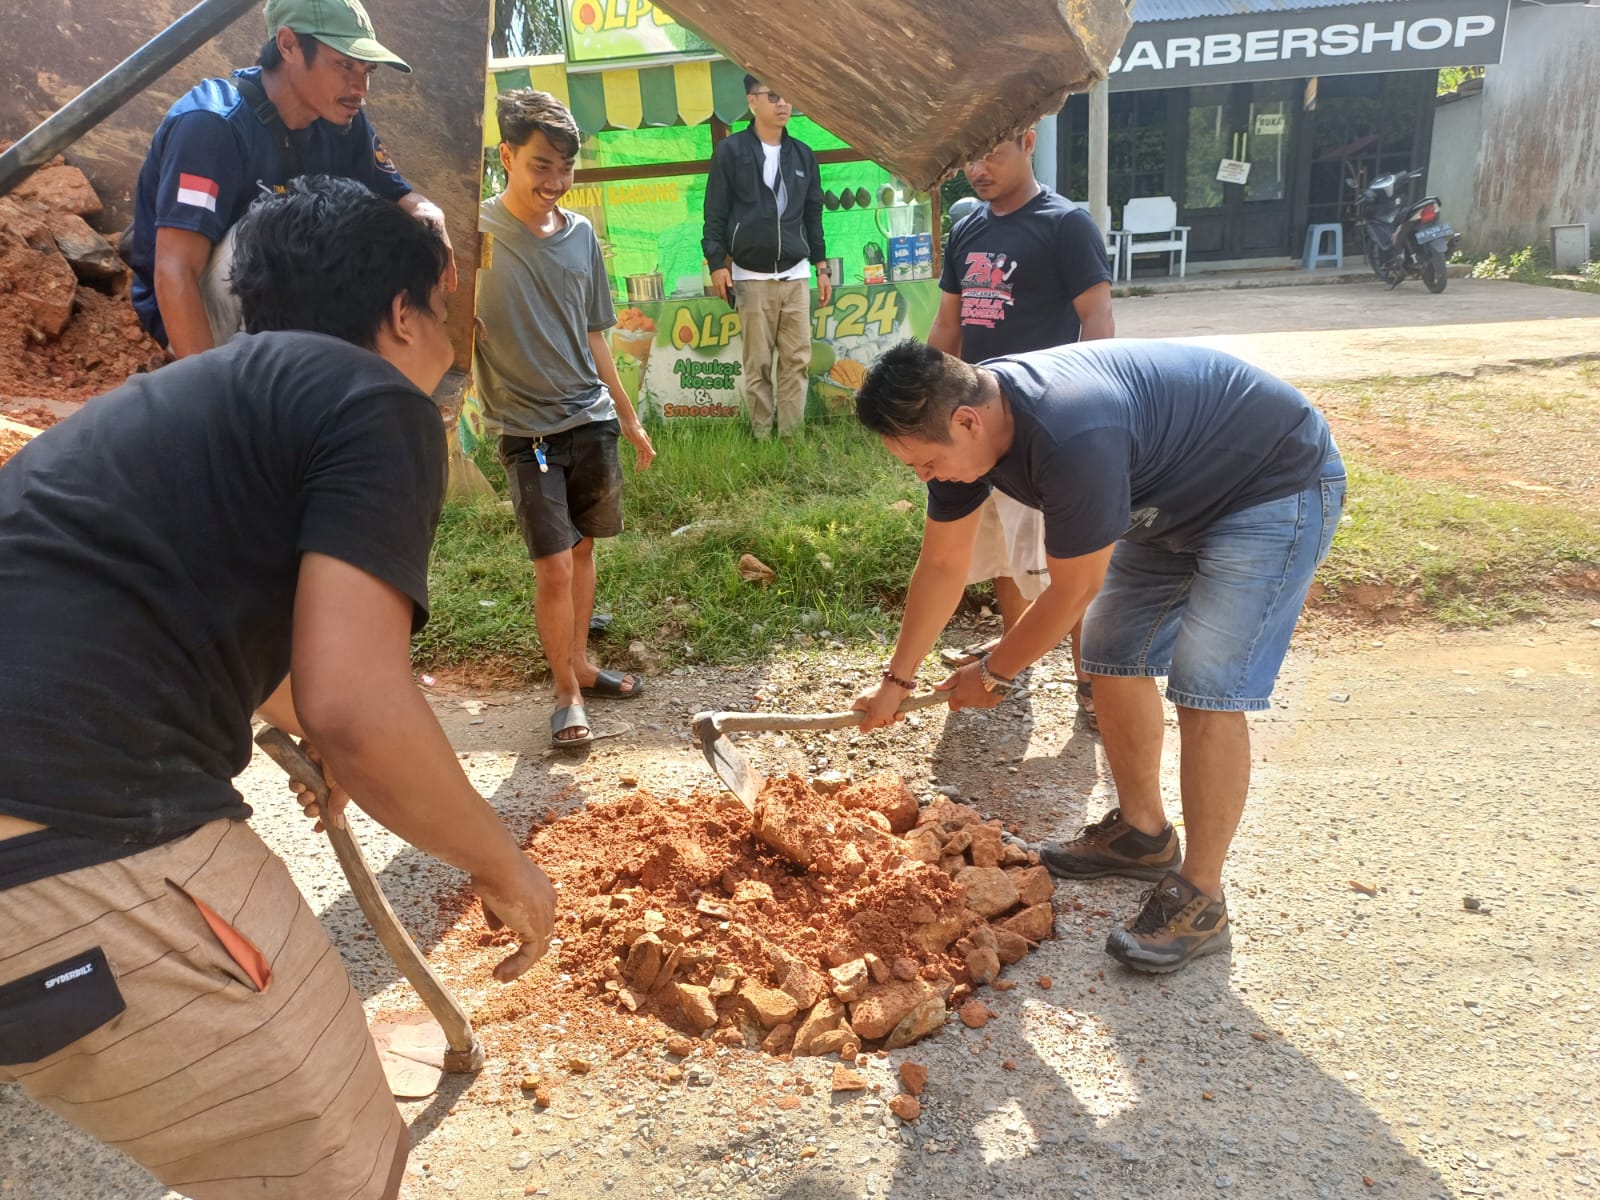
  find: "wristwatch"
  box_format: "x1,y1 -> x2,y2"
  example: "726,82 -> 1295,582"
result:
977,659 -> 1015,694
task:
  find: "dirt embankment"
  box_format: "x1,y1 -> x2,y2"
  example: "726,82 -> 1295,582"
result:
0,150 -> 165,420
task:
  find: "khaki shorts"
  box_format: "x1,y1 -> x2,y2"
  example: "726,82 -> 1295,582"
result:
965,491 -> 1051,601
0,819 -> 405,1200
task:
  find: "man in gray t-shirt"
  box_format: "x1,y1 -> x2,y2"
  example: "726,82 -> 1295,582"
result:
852,340 -> 1345,975
473,89 -> 656,749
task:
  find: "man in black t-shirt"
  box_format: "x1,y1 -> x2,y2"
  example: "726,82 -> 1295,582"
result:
0,179 -> 551,1200
929,126 -> 1114,728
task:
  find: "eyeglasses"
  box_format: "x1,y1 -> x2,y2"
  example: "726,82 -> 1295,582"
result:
750,90 -> 784,104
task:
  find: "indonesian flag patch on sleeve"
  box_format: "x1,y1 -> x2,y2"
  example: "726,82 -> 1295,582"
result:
175,172 -> 219,212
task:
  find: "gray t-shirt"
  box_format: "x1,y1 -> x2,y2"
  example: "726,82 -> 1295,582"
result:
473,197 -> 617,437
926,340 -> 1332,557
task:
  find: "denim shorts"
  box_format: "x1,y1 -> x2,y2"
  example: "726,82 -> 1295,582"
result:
1079,452 -> 1347,711
500,420 -> 623,560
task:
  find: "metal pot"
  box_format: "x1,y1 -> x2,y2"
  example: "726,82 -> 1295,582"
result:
625,273 -> 664,302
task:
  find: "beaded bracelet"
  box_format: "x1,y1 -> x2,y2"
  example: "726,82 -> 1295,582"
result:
881,667 -> 917,691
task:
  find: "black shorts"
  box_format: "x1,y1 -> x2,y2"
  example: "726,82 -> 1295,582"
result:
500,420 -> 624,560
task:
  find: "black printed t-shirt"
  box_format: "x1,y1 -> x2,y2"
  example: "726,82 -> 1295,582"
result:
925,341 -> 1332,558
938,187 -> 1112,362
0,331 -> 445,850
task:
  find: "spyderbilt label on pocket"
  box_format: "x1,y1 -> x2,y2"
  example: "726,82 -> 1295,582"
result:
0,945 -> 126,1065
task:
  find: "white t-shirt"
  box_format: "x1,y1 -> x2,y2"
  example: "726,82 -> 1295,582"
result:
731,139 -> 813,284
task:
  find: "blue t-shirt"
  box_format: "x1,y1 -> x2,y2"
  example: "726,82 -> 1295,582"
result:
127,68 -> 412,346
926,341 -> 1332,557
938,188 -> 1111,362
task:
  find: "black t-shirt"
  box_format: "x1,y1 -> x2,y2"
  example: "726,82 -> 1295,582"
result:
0,331 -> 445,847
938,188 -> 1112,362
925,341 -> 1332,558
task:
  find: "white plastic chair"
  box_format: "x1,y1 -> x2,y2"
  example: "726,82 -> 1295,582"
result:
1121,196 -> 1189,278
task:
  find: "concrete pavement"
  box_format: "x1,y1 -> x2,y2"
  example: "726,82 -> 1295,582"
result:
1115,276 -> 1600,382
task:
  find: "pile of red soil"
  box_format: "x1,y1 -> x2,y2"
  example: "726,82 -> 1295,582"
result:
426,773 -> 1057,1096
0,153 -> 165,409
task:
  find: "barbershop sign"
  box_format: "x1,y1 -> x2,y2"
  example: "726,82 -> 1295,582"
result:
1107,0 -> 1509,92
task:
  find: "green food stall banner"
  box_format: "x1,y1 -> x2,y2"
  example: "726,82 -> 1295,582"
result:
565,0 -> 713,64
614,279 -> 939,423
458,280 -> 940,448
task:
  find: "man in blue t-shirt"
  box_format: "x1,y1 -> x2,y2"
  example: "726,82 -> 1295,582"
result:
125,0 -> 456,357
852,339 -> 1346,974
928,126 -> 1113,729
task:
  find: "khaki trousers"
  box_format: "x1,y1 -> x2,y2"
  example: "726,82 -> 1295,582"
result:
0,820 -> 406,1200
737,278 -> 812,438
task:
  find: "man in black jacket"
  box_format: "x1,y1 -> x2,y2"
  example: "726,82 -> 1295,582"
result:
702,73 -> 830,439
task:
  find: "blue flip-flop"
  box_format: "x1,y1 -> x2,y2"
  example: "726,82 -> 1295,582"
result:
550,703 -> 593,748
580,669 -> 645,699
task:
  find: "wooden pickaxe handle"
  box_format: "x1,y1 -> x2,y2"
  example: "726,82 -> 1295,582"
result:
254,726 -> 484,1073
700,689 -> 949,735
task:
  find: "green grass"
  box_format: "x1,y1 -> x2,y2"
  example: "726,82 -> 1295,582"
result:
416,409 -> 1600,674
413,417 -> 928,673
1320,463 -> 1600,626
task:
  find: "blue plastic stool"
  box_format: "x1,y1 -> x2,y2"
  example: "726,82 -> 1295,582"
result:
1302,223 -> 1343,270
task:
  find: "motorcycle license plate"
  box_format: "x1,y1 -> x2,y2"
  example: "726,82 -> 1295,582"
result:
1415,223 -> 1454,244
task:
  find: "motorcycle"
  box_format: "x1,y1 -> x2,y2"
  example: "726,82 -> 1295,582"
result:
1347,167 -> 1460,293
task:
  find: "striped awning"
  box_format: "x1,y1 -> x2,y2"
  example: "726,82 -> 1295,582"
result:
485,58 -> 751,147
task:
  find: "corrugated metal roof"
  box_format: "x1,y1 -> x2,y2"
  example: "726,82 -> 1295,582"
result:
1131,0 -> 1403,20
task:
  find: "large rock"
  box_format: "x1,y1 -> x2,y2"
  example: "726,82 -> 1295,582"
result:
954,866 -> 1020,918
48,212 -> 121,281
673,983 -> 718,1033
992,928 -> 1031,965
910,907 -> 972,955
1001,901 -> 1056,943
1012,866 -> 1056,908
777,956 -> 829,1010
10,165 -> 103,218
963,945 -> 1001,986
735,980 -> 800,1030
904,828 -> 943,863
798,1027 -> 853,1057
968,825 -> 1005,868
792,996 -> 845,1055
624,933 -> 668,992
885,994 -> 948,1049
849,980 -> 936,1041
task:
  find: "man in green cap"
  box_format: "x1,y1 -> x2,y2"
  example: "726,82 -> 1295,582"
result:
126,0 -> 457,357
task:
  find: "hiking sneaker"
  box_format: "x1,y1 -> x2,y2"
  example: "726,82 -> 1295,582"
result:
1038,808 -> 1182,882
1105,872 -> 1231,974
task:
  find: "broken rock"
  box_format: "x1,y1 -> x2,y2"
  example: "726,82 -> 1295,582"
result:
957,1000 -> 990,1029
1012,865 -> 1056,908
885,994 -> 947,1050
992,928 -> 1031,965
954,865 -> 1020,918
849,980 -> 936,1041
791,996 -> 845,1055
48,212 -> 121,281
828,959 -> 869,1003
831,1065 -> 869,1093
898,1061 -> 928,1097
735,980 -> 800,1030
888,1094 -> 922,1122
761,1022 -> 795,1056
963,945 -> 1000,986
673,982 -> 718,1034
1000,901 -> 1056,943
